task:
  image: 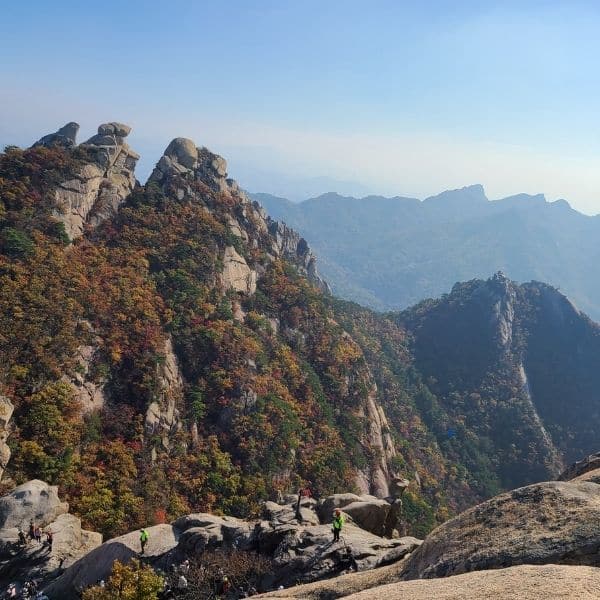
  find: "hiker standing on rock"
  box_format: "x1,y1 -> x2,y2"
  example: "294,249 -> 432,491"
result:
140,528 -> 149,555
45,529 -> 53,552
332,508 -> 344,542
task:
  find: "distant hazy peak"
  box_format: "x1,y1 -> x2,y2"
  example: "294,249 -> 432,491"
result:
423,184 -> 488,205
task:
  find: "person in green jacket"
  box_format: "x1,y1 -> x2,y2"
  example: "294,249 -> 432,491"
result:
140,528 -> 149,555
332,509 -> 344,542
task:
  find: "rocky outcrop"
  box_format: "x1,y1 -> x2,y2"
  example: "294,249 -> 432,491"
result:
145,337 -> 183,448
221,246 -> 257,294
266,219 -> 330,293
559,451 -> 600,482
149,137 -> 329,294
45,494 -> 420,599
34,122 -> 80,149
355,386 -> 397,498
67,344 -> 106,413
399,480 -> 600,580
35,122 -> 139,240
0,482 -> 101,589
0,396 -> 14,480
264,564 -> 600,600
0,480 -> 68,529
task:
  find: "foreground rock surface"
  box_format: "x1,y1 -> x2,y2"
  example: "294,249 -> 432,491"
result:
263,564 -> 600,600
400,480 -> 600,580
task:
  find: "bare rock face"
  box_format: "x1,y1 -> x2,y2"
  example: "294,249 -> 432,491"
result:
145,337 -> 183,448
221,246 -> 257,294
0,396 -> 14,480
400,480 -> 600,580
265,564 -> 600,600
36,121 -> 139,240
355,385 -> 397,498
67,344 -> 106,413
0,480 -> 68,529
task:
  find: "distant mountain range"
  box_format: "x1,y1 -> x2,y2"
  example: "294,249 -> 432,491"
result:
252,186 -> 600,320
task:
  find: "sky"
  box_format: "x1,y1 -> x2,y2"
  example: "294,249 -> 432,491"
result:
2,0 -> 600,213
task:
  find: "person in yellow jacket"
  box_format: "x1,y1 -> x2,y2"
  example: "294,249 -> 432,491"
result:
140,528 -> 149,555
332,508 -> 344,542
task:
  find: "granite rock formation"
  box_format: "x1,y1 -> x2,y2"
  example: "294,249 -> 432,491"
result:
33,121 -> 139,239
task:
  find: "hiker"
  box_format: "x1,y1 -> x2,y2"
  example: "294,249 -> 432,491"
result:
177,574 -> 188,591
17,527 -> 26,545
34,526 -> 42,544
28,520 -> 35,540
45,530 -> 53,552
340,546 -> 358,572
179,559 -> 190,575
219,575 -> 231,595
295,484 -> 312,520
140,528 -> 149,555
332,508 -> 344,542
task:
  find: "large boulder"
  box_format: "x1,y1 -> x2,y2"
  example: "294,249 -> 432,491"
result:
221,245 -> 257,294
266,522 -> 420,588
342,499 -> 390,537
0,480 -> 68,529
400,480 -> 600,580
163,137 -> 198,169
263,564 -> 600,600
316,493 -> 362,522
172,513 -> 251,554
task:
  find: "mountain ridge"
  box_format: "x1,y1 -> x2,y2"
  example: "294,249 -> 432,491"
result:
252,187 -> 600,317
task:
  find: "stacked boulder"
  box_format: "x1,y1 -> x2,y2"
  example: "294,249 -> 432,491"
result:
33,121 -> 139,240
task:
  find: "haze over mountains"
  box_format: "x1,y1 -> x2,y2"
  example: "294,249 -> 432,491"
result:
253,185 -> 600,320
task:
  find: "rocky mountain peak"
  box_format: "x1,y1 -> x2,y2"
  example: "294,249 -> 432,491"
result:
150,136 -> 330,292
32,121 -> 139,240
150,138 -> 231,193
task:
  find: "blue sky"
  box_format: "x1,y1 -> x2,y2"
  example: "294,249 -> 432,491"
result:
2,0 -> 600,212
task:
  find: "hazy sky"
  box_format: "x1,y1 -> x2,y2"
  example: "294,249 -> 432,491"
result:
2,0 -> 600,213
